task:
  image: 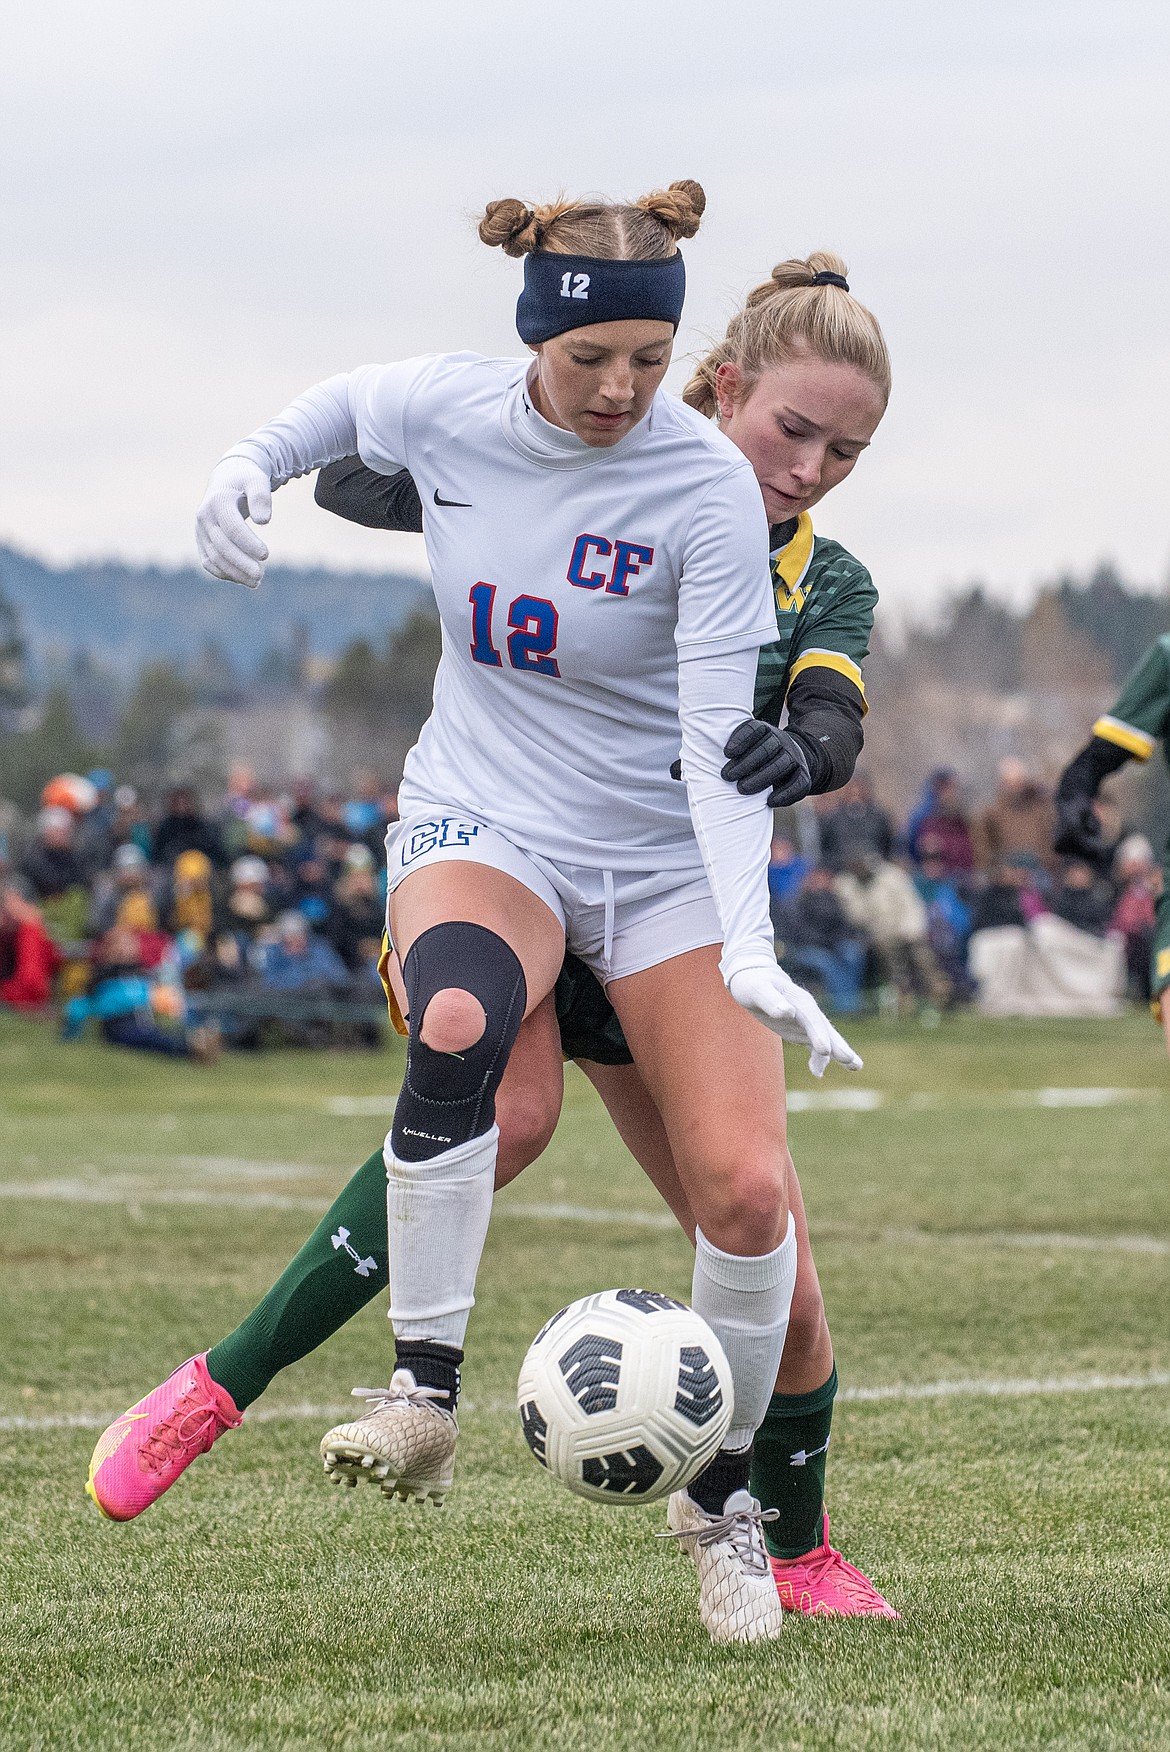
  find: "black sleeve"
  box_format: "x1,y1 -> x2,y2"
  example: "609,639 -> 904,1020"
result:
314,457 -> 424,533
1055,736 -> 1132,803
782,668 -> 865,795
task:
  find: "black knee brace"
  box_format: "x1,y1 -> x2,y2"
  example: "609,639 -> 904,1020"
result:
390,921 -> 527,1162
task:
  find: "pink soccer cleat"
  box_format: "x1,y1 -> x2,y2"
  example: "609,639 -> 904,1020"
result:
770,1514 -> 900,1617
86,1353 -> 242,1522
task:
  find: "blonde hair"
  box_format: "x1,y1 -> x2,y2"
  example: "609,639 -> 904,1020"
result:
478,180 -> 706,260
684,250 -> 891,416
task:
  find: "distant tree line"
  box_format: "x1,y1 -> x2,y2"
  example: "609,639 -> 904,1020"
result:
2,562 -> 1168,816
0,580 -> 443,812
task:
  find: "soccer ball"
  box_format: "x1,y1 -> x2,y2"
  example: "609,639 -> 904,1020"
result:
517,1289 -> 733,1505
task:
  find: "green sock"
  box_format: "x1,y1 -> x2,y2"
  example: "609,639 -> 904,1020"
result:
206,1148 -> 389,1410
749,1366 -> 837,1560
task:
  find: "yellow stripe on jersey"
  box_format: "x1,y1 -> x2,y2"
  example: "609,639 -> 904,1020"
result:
787,648 -> 868,714
378,930 -> 409,1037
1092,714 -> 1156,760
772,512 -> 815,614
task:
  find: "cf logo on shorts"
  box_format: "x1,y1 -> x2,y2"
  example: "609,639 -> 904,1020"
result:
403,819 -> 482,864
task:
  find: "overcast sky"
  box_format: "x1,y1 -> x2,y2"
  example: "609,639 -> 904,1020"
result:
2,0 -> 1168,620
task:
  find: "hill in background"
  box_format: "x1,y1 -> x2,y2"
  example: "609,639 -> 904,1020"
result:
0,544 -> 431,682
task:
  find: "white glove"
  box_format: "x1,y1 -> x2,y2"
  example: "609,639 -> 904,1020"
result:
728,963 -> 863,1078
195,457 -> 273,588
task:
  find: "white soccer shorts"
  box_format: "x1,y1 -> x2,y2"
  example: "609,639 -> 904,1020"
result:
384,810 -> 721,985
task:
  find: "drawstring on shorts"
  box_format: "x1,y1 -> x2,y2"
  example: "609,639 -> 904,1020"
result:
602,868 -> 615,976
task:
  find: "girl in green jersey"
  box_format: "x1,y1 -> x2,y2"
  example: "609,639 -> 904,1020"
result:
89,252 -> 898,1618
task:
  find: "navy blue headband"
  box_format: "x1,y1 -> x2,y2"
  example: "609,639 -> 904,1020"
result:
516,252 -> 686,344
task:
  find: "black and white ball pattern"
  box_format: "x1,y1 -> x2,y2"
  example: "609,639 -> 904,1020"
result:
517,1289 -> 733,1504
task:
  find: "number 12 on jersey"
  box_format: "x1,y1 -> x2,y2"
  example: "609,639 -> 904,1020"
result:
469,583 -> 560,678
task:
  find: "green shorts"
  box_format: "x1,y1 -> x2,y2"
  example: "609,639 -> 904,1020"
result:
554,952 -> 634,1066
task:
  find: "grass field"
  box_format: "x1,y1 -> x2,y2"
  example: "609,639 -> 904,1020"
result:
1,1009 -> 1168,1750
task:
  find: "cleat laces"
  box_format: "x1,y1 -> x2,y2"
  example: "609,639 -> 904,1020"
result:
348,1380 -> 451,1417
660,1501 -> 779,1577
789,1543 -> 889,1606
139,1392 -> 221,1475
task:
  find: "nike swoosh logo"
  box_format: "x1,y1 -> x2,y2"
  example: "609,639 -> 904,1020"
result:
434,489 -> 472,508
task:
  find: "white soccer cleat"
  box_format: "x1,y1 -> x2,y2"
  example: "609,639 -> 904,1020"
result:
320,1370 -> 458,1505
664,1487 -> 785,1644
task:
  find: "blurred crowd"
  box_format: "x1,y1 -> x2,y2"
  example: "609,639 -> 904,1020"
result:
771,758 -> 1157,1019
1,755 -> 1160,1059
0,765 -> 395,1061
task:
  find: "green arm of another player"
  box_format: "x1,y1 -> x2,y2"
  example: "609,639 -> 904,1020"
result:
724,670 -> 864,806
1055,638 -> 1170,857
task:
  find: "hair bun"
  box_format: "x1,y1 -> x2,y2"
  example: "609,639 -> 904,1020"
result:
742,250 -> 852,308
634,179 -> 706,242
479,198 -> 543,258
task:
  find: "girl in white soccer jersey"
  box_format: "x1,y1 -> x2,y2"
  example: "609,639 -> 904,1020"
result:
86,229 -> 893,1631
202,180 -> 865,1645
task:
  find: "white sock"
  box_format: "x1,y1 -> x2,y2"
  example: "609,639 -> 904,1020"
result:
691,1215 -> 797,1452
384,1125 -> 498,1348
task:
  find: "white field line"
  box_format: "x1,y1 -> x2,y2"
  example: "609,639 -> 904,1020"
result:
839,1225 -> 1170,1258
501,1200 -> 676,1230
105,1155 -> 326,1181
322,1086 -> 1165,1118
0,1179 -> 1166,1258
326,1095 -> 397,1117
838,1370 -> 1170,1403
5,1371 -> 1170,1434
0,1180 -> 327,1212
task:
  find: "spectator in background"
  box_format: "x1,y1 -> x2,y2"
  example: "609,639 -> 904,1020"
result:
21,806 -> 87,901
287,842 -> 336,931
0,881 -> 61,1009
766,836 -> 810,916
224,856 -> 272,960
973,758 -> 1057,881
290,777 -> 328,844
89,842 -> 160,937
110,785 -> 152,859
771,866 -> 866,1014
153,786 -> 226,870
242,790 -> 297,862
906,770 -> 975,880
259,911 -> 348,992
819,772 -> 896,873
62,925 -> 219,1062
343,768 -> 393,862
835,852 -> 950,1011
168,849 -> 216,941
326,844 -> 384,975
218,764 -> 256,861
968,855 -> 1048,933
1111,834 -> 1160,1001
74,768 -> 118,872
19,805 -> 90,942
914,840 -> 974,999
1049,858 -> 1116,938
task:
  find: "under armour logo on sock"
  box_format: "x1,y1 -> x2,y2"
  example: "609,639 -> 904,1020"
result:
789,1436 -> 831,1467
331,1227 -> 378,1278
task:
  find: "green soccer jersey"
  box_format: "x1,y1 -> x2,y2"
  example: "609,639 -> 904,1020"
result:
752,512 -> 877,723
1092,635 -> 1170,767
1080,634 -> 1170,1001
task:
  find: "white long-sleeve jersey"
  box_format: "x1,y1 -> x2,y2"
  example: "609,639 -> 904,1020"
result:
228,353 -> 779,980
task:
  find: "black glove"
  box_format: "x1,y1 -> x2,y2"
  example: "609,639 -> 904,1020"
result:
723,720 -> 812,808
1054,794 -> 1107,860
669,722 -> 813,807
